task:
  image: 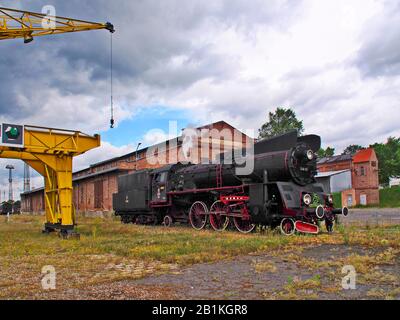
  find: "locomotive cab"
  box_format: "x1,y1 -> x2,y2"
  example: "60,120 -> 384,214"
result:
151,169 -> 168,203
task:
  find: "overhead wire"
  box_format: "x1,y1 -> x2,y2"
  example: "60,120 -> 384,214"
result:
110,32 -> 115,129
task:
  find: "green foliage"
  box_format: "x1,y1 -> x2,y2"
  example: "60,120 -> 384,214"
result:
342,145 -> 364,155
380,186 -> 400,208
317,147 -> 335,158
259,107 -> 304,139
371,137 -> 400,185
332,192 -> 342,208
310,193 -> 322,208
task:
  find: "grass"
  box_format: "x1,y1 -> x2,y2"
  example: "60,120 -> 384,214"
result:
379,186 -> 400,208
0,215 -> 399,299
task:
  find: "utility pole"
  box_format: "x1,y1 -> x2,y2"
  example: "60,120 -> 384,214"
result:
6,165 -> 15,201
24,163 -> 31,192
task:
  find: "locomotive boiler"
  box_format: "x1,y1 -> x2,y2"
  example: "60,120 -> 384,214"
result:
113,131 -> 349,235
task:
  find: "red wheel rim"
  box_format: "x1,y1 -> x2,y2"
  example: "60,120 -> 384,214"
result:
163,215 -> 173,227
233,217 -> 255,234
280,218 -> 295,236
209,201 -> 229,231
189,201 -> 208,230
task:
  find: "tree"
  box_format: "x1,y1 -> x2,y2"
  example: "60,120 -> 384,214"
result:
317,147 -> 335,158
342,145 -> 364,155
259,107 -> 304,139
371,137 -> 400,185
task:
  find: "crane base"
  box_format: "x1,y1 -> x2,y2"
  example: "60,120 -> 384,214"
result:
42,223 -> 80,240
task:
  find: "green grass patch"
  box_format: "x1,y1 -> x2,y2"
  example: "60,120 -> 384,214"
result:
0,215 -> 399,299
332,192 -> 342,208
379,186 -> 400,208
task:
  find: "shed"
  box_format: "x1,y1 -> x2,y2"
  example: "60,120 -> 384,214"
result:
315,169 -> 352,193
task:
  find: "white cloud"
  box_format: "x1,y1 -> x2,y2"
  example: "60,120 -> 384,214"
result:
1,0 -> 400,191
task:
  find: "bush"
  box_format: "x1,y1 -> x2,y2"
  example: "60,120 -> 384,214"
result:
332,192 -> 342,208
380,186 -> 400,208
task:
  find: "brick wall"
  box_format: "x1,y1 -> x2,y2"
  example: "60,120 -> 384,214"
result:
22,121 -> 253,214
21,189 -> 45,213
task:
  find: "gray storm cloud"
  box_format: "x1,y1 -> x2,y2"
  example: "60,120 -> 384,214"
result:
0,0 -> 399,194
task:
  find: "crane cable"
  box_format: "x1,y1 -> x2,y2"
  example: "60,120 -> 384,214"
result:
110,32 -> 115,129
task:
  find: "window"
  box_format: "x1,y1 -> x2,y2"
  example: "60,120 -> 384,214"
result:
360,166 -> 366,176
371,161 -> 377,167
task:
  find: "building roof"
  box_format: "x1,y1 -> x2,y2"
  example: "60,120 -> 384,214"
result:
317,154 -> 352,165
316,169 -> 350,178
353,148 -> 374,163
21,187 -> 44,196
74,120 -> 248,175
73,167 -> 130,182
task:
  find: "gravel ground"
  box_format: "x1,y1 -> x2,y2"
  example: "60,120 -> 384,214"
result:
344,208 -> 400,226
14,209 -> 400,300
55,243 -> 399,300
81,209 -> 400,300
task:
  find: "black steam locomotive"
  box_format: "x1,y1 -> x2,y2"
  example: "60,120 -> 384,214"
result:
113,131 -> 348,235
0,201 -> 21,215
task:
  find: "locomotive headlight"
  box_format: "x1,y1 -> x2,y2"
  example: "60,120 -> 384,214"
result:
303,194 -> 312,206
306,150 -> 314,161
328,195 -> 334,204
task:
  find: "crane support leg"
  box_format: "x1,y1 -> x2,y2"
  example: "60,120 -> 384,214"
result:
27,156 -> 75,234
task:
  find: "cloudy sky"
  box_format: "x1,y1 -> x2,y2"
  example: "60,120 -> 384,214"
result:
0,0 -> 399,198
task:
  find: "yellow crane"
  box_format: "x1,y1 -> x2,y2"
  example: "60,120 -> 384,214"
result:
0,7 -> 115,237
0,125 -> 100,238
0,6 -> 115,43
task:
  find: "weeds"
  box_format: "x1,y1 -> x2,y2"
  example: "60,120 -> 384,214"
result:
0,215 -> 399,299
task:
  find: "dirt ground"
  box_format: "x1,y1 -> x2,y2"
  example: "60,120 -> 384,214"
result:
45,243 -> 398,300
35,209 -> 400,300
1,209 -> 399,300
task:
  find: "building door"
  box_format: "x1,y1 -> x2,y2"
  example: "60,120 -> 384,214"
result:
94,180 -> 103,209
347,195 -> 353,207
360,194 -> 367,206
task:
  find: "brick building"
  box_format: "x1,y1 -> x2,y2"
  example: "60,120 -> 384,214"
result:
317,148 -> 380,207
21,121 -> 252,214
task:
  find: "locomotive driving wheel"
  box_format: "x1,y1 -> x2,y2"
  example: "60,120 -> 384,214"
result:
280,218 -> 296,236
209,201 -> 230,232
233,217 -> 255,234
233,205 -> 255,234
189,201 -> 208,230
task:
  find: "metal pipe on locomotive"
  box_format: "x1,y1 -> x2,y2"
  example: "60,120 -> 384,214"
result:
113,131 -> 349,235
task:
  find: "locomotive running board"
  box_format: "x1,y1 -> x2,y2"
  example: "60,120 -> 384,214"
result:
295,221 -> 319,235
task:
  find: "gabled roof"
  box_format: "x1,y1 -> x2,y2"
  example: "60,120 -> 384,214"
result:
316,169 -> 350,178
317,154 -> 352,165
353,148 -> 374,163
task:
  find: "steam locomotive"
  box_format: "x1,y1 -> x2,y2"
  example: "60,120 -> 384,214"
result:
113,131 -> 349,235
0,201 -> 21,215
